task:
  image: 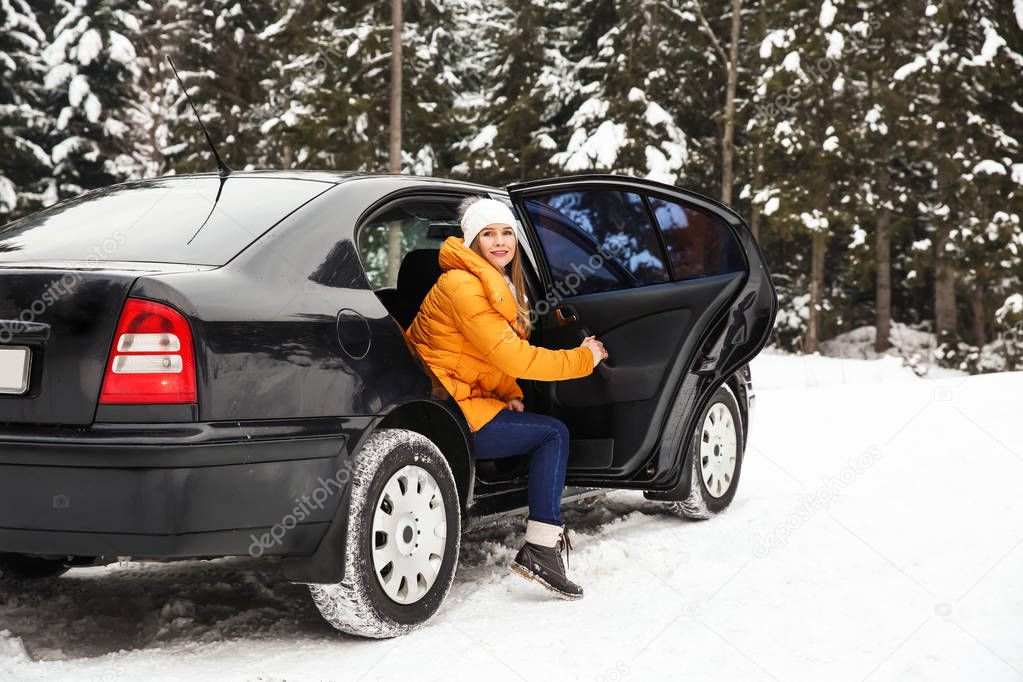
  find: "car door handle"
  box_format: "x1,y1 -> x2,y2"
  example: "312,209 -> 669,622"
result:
575,327 -> 615,378
556,307 -> 577,325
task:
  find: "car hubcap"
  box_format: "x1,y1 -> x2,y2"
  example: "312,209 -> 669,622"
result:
371,464 -> 447,604
699,402 -> 737,499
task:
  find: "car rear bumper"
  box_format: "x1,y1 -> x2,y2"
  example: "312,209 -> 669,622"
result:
0,417 -> 371,559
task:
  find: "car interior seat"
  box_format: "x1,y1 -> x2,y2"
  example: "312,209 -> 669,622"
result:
379,249 -> 443,330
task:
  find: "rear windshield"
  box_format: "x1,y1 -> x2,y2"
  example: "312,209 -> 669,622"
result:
0,176 -> 332,266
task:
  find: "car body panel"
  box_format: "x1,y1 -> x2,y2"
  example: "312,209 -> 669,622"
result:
0,416 -> 368,559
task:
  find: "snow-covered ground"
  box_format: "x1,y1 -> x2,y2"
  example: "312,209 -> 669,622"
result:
1,353 -> 1021,681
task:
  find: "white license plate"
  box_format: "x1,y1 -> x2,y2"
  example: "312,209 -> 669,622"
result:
0,346 -> 31,394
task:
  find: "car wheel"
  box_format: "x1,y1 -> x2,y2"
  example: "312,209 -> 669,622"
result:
309,428 -> 460,638
670,384 -> 745,520
0,554 -> 70,582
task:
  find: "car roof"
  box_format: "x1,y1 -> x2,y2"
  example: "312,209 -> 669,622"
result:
121,171 -> 740,224
140,169 -> 504,193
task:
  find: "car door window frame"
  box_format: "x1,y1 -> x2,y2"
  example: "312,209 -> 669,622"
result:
509,184 -> 679,298
355,190 -> 542,282
354,194 -> 462,290
640,190 -> 750,282
354,190 -> 547,319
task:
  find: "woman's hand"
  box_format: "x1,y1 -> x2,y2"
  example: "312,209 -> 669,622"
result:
506,398 -> 525,412
581,336 -> 608,367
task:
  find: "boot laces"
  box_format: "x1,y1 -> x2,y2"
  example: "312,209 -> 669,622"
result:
556,523 -> 573,570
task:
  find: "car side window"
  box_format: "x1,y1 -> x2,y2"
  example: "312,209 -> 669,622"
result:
356,200 -> 460,289
648,196 -> 745,280
523,189 -> 670,295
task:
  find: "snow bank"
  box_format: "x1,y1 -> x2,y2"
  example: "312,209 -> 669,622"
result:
819,321 -> 938,361
750,351 -> 929,389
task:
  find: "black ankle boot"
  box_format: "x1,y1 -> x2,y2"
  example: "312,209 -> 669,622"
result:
510,523 -> 583,600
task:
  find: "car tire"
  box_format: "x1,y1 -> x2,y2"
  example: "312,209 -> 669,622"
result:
309,428 -> 460,638
0,554 -> 70,582
670,384 -> 745,520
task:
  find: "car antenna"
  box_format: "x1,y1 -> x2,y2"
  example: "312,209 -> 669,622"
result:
166,56 -> 231,178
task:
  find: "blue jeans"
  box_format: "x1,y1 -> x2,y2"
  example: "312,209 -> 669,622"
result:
472,410 -> 570,525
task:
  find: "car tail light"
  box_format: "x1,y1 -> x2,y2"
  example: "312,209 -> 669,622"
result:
99,298 -> 197,404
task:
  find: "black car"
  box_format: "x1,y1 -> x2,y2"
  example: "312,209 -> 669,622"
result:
0,171 -> 776,637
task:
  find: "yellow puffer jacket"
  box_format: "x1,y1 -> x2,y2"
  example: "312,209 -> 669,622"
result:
407,237 -> 594,431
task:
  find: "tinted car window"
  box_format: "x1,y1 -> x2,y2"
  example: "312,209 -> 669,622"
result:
0,176 -> 331,266
531,215 -> 625,295
648,196 -> 745,280
523,189 -> 669,295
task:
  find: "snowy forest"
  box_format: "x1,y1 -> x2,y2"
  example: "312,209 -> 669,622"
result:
2,0 -> 1022,372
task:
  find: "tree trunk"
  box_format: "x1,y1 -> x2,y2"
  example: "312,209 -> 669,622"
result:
874,207 -> 892,353
934,231 -> 957,346
748,0 -> 766,243
874,164 -> 892,353
386,0 -> 403,286
389,0 -> 403,173
719,0 -> 742,205
807,230 -> 827,353
970,284 -> 986,346
970,197 -> 989,347
387,219 -> 403,287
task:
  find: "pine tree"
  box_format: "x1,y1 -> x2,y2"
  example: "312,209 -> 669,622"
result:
440,0 -> 559,185
0,0 -> 50,220
160,0 -> 281,173
126,0 -> 194,177
894,0 -> 1023,367
747,0 -> 855,352
274,0 -> 465,175
39,0 -> 143,198
548,0 -> 694,185
836,1 -> 930,352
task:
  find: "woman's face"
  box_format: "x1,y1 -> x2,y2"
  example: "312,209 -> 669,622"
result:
475,223 -> 516,270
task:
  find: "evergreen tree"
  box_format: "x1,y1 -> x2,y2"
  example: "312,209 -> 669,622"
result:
450,0 -> 577,185
39,0 -> 143,198
161,0 -> 281,173
548,0 -> 694,185
276,0 -> 466,175
0,0 -> 50,220
894,0 -> 1023,366
127,0 -> 194,177
748,0 -> 855,352
0,0 -> 1020,372
838,1 -> 929,352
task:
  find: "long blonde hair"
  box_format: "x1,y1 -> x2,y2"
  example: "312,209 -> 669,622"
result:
458,196 -> 532,336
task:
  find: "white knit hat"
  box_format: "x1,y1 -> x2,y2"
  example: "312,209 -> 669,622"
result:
460,198 -> 518,247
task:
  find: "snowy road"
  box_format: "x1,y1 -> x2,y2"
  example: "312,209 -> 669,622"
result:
1,353 -> 1021,681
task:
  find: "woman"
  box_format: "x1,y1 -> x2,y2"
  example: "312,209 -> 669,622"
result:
406,197 -> 608,600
